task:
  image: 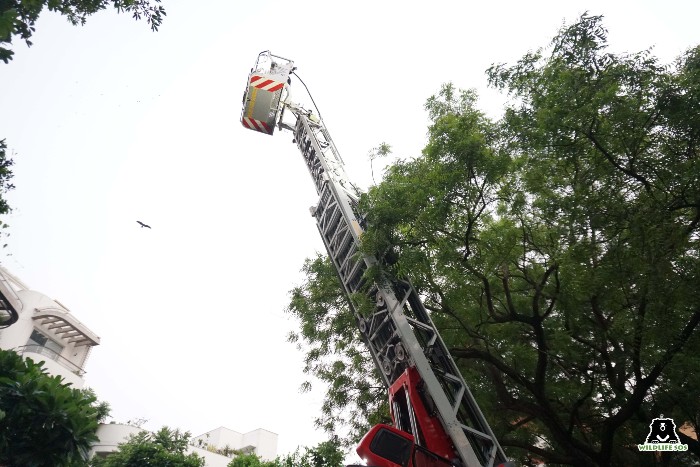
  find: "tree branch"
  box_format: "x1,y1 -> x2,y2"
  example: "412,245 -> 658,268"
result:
600,309 -> 700,462
585,129 -> 653,193
451,347 -> 534,392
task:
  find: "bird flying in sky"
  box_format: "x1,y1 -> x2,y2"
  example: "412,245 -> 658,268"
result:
137,221 -> 151,229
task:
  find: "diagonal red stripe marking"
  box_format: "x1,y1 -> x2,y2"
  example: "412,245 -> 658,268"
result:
250,75 -> 262,83
267,83 -> 284,92
255,79 -> 274,89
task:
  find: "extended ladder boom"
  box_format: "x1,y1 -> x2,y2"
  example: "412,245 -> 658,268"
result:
241,51 -> 511,467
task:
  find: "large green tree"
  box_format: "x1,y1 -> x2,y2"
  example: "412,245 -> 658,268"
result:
0,349 -> 104,466
287,14 -> 700,467
91,426 -> 204,467
0,0 -> 165,63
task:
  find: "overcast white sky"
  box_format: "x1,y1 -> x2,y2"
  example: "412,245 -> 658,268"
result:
1,0 -> 699,460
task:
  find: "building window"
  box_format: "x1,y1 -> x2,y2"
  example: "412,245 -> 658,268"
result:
27,329 -> 64,358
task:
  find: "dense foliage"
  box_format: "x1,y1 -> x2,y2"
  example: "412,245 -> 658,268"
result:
91,426 -> 204,467
228,439 -> 345,467
0,0 -> 165,63
287,14 -> 700,467
0,349 -> 103,466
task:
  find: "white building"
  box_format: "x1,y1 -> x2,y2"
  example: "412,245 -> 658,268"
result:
0,266 -> 99,388
91,423 -> 278,466
193,427 -> 279,462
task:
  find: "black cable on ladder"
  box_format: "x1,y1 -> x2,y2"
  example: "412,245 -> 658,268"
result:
291,71 -> 324,123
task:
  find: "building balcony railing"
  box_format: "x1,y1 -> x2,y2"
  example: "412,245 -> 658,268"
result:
17,344 -> 86,376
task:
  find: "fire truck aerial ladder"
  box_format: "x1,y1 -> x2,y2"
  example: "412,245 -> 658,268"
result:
241,51 -> 514,467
